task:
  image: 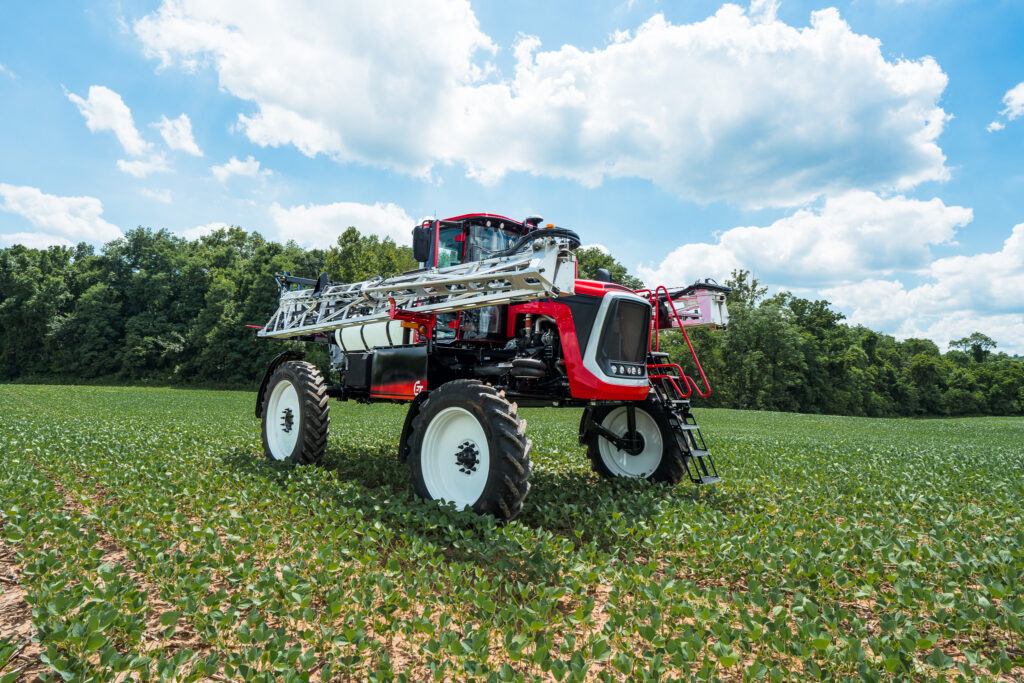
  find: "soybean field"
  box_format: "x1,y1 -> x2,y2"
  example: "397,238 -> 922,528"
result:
1,384 -> 1022,682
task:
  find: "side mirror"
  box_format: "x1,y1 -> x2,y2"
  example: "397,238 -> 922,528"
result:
412,223 -> 433,264
595,267 -> 613,283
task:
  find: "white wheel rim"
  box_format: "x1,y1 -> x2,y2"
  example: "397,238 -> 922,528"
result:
597,407 -> 663,478
420,407 -> 490,509
266,379 -> 300,460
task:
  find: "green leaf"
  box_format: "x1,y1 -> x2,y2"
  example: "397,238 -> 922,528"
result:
591,637 -> 611,661
924,647 -> 954,670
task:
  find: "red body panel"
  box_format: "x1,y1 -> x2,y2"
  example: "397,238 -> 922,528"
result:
371,380 -> 423,400
572,279 -> 636,297
443,212 -> 524,227
510,299 -> 649,402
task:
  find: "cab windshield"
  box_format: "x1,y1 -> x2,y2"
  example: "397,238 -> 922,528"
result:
466,224 -> 519,262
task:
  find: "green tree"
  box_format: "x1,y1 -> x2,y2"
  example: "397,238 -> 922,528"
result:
326,228 -> 416,283
950,332 -> 997,363
724,269 -> 767,309
574,247 -> 644,290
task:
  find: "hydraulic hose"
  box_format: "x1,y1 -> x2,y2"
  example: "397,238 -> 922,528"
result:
493,227 -> 581,258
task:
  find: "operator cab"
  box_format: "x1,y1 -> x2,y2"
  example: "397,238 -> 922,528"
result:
413,213 -> 545,268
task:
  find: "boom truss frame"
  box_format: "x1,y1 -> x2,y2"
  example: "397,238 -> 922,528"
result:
258,236 -> 577,339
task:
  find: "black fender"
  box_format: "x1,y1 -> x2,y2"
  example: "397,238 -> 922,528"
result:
578,407 -> 594,446
255,350 -> 305,418
397,390 -> 431,463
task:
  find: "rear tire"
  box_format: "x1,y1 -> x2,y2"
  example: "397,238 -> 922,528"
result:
408,380 -> 531,521
261,360 -> 329,465
586,399 -> 685,484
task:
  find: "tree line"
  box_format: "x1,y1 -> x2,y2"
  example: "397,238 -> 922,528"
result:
0,226 -> 414,387
661,271 -> 1023,417
1,226 -> 1020,416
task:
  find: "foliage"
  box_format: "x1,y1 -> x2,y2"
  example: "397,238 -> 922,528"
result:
1,384 -> 1022,681
0,226 -> 414,387
575,247 -> 644,290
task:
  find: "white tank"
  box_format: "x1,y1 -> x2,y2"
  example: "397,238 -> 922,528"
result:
334,321 -> 407,352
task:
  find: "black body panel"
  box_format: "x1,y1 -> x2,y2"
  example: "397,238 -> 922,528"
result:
370,346 -> 427,400
561,295 -> 601,357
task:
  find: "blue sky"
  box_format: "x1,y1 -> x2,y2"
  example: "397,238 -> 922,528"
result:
1,0 -> 1022,351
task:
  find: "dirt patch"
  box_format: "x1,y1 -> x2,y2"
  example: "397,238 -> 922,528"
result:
0,542 -> 47,681
34,473 -> 213,678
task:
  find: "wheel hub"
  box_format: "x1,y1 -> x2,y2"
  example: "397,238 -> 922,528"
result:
455,440 -> 480,474
622,431 -> 645,456
281,407 -> 294,433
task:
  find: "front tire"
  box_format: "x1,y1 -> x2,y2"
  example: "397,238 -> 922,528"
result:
408,380 -> 531,521
586,399 -> 685,483
261,360 -> 329,465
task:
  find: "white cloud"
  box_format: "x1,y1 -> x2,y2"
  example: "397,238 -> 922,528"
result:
0,183 -> 123,245
67,85 -> 152,157
0,232 -> 75,249
638,191 -> 973,287
270,201 -> 413,247
117,153 -> 171,178
181,221 -> 230,240
136,0 -> 494,178
140,188 -> 172,203
211,155 -> 270,182
639,209 -> 1024,353
155,113 -> 203,156
579,243 -> 611,254
135,2 -> 949,206
1000,81 -> 1024,120
0,63 -> 14,79
988,81 -> 1024,131
822,224 -> 1024,353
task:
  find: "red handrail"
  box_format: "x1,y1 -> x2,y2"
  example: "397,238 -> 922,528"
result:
635,285 -> 712,398
648,363 -> 692,399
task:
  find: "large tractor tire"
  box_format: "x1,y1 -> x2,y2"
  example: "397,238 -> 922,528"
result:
407,380 -> 531,521
585,399 -> 685,484
260,360 -> 329,465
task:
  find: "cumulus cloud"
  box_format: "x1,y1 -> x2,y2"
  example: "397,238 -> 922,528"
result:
117,153 -> 171,178
270,201 -> 413,247
136,0 -> 494,178
155,113 -> 203,156
638,191 -> 973,287
821,224 -> 1024,353
181,221 -> 230,240
211,155 -> 270,182
988,81 -> 1024,131
67,85 -> 152,157
135,1 -> 949,206
0,183 -> 123,246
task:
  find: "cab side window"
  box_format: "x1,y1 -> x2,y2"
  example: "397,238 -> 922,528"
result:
436,227 -> 463,268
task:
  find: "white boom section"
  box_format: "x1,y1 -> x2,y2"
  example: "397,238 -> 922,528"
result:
258,236 -> 577,339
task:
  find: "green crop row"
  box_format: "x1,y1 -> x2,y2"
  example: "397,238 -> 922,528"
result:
1,384 -> 1022,681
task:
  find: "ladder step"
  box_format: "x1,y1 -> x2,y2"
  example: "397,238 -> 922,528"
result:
676,423 -> 700,431
696,475 -> 721,484
689,448 -> 710,457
